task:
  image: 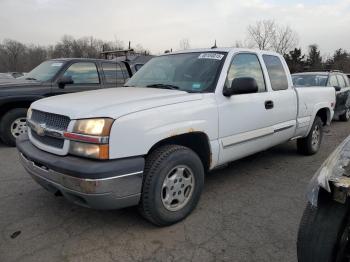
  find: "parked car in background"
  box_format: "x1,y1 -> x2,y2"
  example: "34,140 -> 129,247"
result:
292,71 -> 350,121
17,48 -> 335,226
0,57 -> 151,146
297,135 -> 350,262
0,73 -> 15,82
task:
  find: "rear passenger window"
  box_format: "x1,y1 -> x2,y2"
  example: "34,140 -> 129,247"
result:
263,55 -> 289,91
227,53 -> 266,92
329,75 -> 339,87
102,63 -> 125,85
336,75 -> 346,88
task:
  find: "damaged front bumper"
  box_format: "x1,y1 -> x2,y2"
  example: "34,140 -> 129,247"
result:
307,135 -> 350,206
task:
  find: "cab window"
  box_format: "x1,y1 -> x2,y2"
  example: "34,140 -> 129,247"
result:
63,62 -> 99,84
336,75 -> 346,88
328,75 -> 339,87
227,53 -> 266,93
263,55 -> 288,91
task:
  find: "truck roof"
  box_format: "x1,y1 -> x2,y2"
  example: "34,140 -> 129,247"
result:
167,47 -> 282,56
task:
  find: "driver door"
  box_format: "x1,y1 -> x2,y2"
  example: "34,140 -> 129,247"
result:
217,52 -> 275,164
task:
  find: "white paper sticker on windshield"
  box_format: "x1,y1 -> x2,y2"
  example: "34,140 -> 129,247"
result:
198,53 -> 224,60
51,63 -> 63,67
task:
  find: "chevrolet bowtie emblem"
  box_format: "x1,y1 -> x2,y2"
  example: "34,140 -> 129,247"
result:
34,123 -> 46,136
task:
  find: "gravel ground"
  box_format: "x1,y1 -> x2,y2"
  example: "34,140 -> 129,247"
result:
0,121 -> 349,262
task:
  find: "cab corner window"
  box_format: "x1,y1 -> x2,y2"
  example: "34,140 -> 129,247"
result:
63,62 -> 99,84
263,55 -> 289,91
329,75 -> 339,87
336,75 -> 346,88
227,53 -> 266,93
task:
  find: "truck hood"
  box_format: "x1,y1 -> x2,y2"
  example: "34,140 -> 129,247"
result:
31,87 -> 203,119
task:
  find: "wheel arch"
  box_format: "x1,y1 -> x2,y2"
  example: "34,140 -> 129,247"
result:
147,132 -> 212,171
316,107 -> 331,126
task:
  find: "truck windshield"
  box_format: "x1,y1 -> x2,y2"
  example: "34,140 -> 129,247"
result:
20,61 -> 64,82
292,74 -> 328,87
125,52 -> 227,93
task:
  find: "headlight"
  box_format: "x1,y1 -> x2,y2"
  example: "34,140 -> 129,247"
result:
66,118 -> 114,160
27,108 -> 32,119
69,141 -> 109,160
73,118 -> 114,136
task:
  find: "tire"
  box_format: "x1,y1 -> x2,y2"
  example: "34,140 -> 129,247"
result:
339,108 -> 350,122
297,116 -> 323,155
297,197 -> 350,262
139,145 -> 204,226
0,108 -> 28,147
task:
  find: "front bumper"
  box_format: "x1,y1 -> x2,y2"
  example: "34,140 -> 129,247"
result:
17,135 -> 145,210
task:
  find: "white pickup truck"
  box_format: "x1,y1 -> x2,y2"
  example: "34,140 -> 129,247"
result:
17,48 -> 336,226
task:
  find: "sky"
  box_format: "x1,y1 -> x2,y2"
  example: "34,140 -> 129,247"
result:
0,0 -> 349,55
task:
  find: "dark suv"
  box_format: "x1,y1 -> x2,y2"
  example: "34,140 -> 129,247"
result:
292,71 -> 350,121
0,57 -> 152,146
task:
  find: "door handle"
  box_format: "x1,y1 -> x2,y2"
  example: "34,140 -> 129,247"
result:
265,100 -> 274,110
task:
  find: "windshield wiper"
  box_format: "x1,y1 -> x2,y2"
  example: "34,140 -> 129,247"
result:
146,83 -> 180,90
25,77 -> 37,80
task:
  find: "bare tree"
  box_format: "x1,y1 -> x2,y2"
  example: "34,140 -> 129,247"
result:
134,44 -> 150,55
179,38 -> 191,50
232,40 -> 255,49
0,39 -> 26,71
247,20 -> 276,50
247,20 -> 298,54
273,25 -> 299,54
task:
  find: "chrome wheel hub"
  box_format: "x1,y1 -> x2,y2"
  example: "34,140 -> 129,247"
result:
11,117 -> 27,138
346,109 -> 350,119
161,165 -> 195,212
311,125 -> 320,148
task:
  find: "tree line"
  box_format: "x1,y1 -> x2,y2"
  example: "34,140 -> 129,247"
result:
0,35 -> 149,73
1,20 -> 350,74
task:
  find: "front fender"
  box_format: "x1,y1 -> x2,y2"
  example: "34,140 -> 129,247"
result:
108,97 -> 218,159
0,95 -> 44,107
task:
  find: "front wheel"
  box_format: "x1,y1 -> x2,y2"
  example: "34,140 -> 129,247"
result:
297,198 -> 350,262
0,108 -> 28,147
297,116 -> 323,155
139,145 -> 204,226
339,108 -> 350,122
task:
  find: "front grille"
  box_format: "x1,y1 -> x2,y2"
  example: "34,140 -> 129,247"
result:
30,110 -> 70,149
31,131 -> 65,149
31,110 -> 70,131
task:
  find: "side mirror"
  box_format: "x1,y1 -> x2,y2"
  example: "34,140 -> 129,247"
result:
223,77 -> 258,97
334,86 -> 341,92
57,75 -> 73,89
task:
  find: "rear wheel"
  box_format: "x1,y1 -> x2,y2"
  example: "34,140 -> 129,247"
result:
0,108 -> 28,147
297,116 -> 323,155
339,108 -> 350,122
297,197 -> 350,262
139,145 -> 204,226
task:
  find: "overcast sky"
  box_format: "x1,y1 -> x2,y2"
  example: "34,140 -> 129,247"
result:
1,0 -> 349,55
